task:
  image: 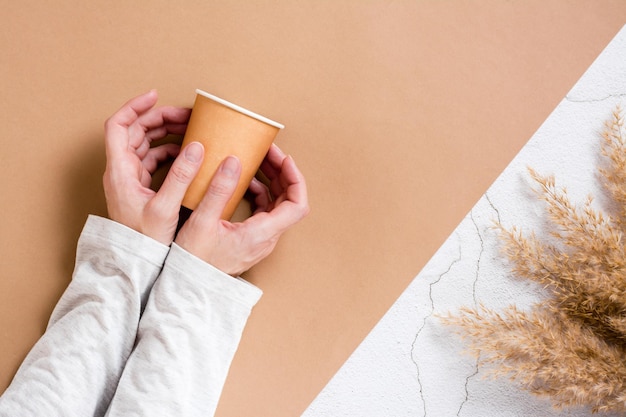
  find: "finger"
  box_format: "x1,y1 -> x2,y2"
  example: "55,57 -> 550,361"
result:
108,90 -> 159,129
267,143 -> 287,164
142,143 -> 181,174
150,142 -> 205,215
245,156 -> 309,236
136,139 -> 151,160
269,172 -> 287,200
260,145 -> 289,197
249,201 -> 306,240
145,123 -> 188,142
248,177 -> 272,213
128,107 -> 191,149
194,156 -> 242,221
259,144 -> 287,181
104,90 -> 159,155
136,122 -> 187,160
154,106 -> 191,125
133,106 -> 191,136
280,156 -> 308,201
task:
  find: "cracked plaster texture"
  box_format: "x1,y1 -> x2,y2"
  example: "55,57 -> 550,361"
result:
303,25 -> 626,417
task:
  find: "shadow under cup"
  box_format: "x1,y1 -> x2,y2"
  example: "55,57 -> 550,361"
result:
177,89 -> 284,230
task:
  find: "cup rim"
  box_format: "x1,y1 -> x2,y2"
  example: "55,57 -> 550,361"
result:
195,89 -> 285,129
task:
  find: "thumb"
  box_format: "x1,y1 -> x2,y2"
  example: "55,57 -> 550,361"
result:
153,142 -> 204,212
195,156 -> 241,221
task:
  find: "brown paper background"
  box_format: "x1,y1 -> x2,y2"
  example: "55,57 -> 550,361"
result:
1,1 -> 625,416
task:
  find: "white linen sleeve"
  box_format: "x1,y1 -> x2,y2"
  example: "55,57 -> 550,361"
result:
105,243 -> 263,417
0,215 -> 170,417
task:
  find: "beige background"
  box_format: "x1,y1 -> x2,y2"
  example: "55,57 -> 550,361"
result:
1,1 -> 626,416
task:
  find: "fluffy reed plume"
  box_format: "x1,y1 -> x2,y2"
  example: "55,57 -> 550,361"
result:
444,106 -> 626,413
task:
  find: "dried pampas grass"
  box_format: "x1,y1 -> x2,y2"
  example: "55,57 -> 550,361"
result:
443,106 -> 626,414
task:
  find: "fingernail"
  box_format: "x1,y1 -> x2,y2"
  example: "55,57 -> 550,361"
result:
220,156 -> 240,178
184,142 -> 203,163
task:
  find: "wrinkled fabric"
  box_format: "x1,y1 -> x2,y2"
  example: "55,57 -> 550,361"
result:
0,215 -> 262,417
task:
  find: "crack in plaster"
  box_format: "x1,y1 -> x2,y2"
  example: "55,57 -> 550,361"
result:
458,196 -> 501,415
485,193 -> 501,225
469,209 -> 483,305
411,234 -> 462,416
457,354 -> 480,417
565,93 -> 626,103
453,209 -> 485,415
412,196 -> 501,416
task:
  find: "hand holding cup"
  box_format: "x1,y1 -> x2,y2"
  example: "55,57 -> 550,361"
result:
175,144 -> 310,276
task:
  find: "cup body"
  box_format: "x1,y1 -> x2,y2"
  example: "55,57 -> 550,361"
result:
180,89 -> 283,220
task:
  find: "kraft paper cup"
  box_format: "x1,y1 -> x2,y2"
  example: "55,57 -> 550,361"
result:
180,89 -> 284,220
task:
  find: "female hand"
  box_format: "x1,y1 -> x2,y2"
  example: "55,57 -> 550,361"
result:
103,90 -> 205,244
175,144 -> 310,276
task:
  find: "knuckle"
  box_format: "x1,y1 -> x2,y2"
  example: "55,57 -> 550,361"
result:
147,206 -> 168,223
145,198 -> 173,223
169,161 -> 195,185
301,203 -> 311,218
294,202 -> 311,220
102,168 -> 119,191
103,117 -> 115,133
208,179 -> 234,198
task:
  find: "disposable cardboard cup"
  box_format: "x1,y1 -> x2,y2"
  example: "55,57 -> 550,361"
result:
180,89 -> 284,220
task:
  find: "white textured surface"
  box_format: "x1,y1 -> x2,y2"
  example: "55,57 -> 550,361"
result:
303,25 -> 626,417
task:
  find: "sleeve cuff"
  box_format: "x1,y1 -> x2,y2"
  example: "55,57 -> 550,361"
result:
79,215 -> 171,269
163,243 -> 263,308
